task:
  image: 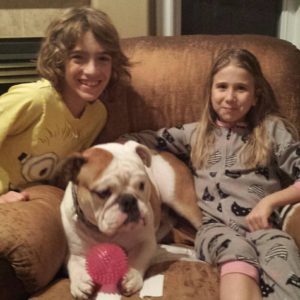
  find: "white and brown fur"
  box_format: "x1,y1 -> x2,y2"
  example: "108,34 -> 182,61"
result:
56,141 -> 202,299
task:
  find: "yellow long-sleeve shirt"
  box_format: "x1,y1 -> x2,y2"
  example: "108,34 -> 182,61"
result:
0,79 -> 107,193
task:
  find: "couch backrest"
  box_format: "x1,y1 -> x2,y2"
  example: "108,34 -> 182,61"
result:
97,34 -> 300,143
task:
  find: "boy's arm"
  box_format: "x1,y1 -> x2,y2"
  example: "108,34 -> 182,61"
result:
0,191 -> 29,204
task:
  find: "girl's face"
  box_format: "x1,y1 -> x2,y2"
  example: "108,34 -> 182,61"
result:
211,64 -> 256,124
62,30 -> 112,117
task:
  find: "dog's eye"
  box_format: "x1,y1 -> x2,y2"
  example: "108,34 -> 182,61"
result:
139,182 -> 145,191
95,188 -> 112,199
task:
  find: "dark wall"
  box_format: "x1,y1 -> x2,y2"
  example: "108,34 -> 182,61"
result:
182,0 -> 282,36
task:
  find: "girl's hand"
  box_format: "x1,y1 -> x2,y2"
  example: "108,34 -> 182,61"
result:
0,191 -> 29,204
246,197 -> 273,232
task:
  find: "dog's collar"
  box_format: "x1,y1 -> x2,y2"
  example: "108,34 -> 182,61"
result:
71,183 -> 99,232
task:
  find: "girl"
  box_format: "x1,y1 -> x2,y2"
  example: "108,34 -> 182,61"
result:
0,7 -> 130,203
121,48 -> 300,300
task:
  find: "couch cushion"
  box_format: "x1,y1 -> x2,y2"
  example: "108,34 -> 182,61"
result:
97,35 -> 300,143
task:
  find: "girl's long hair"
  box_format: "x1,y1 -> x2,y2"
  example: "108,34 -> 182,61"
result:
191,48 -> 297,169
37,7 -> 131,92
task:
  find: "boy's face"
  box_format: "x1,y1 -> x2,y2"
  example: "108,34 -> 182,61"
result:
61,30 -> 112,117
211,64 -> 256,124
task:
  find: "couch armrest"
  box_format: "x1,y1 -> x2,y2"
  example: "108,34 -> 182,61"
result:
282,203 -> 300,249
0,185 -> 67,297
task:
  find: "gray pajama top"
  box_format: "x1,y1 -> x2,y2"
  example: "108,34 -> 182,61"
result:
122,118 -> 300,299
122,119 -> 300,231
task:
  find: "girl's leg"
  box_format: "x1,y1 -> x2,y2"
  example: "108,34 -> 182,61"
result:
220,261 -> 262,300
220,273 -> 262,300
195,220 -> 262,299
195,221 -> 259,267
249,229 -> 300,300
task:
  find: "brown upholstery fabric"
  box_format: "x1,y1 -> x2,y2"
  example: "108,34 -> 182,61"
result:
97,34 -> 300,143
282,203 -> 300,249
0,185 -> 66,295
29,278 -> 73,300
0,259 -> 27,300
31,261 -> 219,300
2,34 -> 300,299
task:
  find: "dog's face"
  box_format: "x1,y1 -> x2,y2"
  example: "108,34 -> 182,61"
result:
57,141 -> 155,236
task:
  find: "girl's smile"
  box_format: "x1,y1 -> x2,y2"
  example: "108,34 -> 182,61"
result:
211,64 -> 256,124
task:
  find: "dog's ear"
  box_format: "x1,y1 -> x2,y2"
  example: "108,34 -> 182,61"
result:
136,145 -> 152,167
124,141 -> 152,167
50,153 -> 87,189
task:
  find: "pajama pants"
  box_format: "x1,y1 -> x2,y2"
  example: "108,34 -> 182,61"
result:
195,217 -> 300,300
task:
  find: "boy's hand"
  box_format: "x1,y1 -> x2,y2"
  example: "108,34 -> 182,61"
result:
0,191 -> 29,204
246,197 -> 273,232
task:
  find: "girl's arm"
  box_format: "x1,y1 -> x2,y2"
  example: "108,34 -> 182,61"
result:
246,119 -> 300,231
246,185 -> 300,232
117,123 -> 197,160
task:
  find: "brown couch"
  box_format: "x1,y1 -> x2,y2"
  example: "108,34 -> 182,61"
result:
1,34 -> 300,300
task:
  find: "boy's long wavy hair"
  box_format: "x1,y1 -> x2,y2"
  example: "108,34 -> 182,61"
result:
37,7 -> 131,92
191,48 -> 297,169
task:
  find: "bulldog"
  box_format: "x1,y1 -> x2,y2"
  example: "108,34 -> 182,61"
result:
57,141 -> 202,299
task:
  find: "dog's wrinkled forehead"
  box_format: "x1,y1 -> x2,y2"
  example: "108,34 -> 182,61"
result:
94,142 -> 146,169
78,147 -> 114,184
78,142 -> 148,185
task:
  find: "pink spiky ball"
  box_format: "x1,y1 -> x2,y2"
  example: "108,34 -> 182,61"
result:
86,243 -> 128,293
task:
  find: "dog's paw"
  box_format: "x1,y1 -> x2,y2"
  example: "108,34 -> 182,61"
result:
121,268 -> 143,296
70,272 -> 95,300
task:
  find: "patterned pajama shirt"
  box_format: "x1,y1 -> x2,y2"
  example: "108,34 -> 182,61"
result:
122,119 -> 300,299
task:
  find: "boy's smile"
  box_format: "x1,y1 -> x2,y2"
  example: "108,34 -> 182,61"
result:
61,30 -> 112,118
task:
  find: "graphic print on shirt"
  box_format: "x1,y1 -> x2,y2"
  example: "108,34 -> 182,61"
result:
241,134 -> 249,144
216,183 -> 229,198
265,243 -> 288,263
225,152 -> 237,168
228,219 -> 246,233
292,165 -> 300,179
235,255 -> 259,267
207,150 -> 222,166
156,137 -> 168,150
269,234 -> 292,241
217,203 -> 222,212
260,276 -> 275,297
162,128 -> 175,143
286,274 -> 300,288
205,230 -> 232,260
207,233 -> 224,253
198,239 -> 206,261
225,169 -> 242,179
248,184 -> 265,198
231,201 -> 252,217
251,233 -> 291,246
202,187 -> 215,201
18,152 -> 58,183
255,167 -> 270,180
215,239 -> 231,257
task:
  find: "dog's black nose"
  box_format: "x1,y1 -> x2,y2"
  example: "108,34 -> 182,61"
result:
118,194 -> 140,222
